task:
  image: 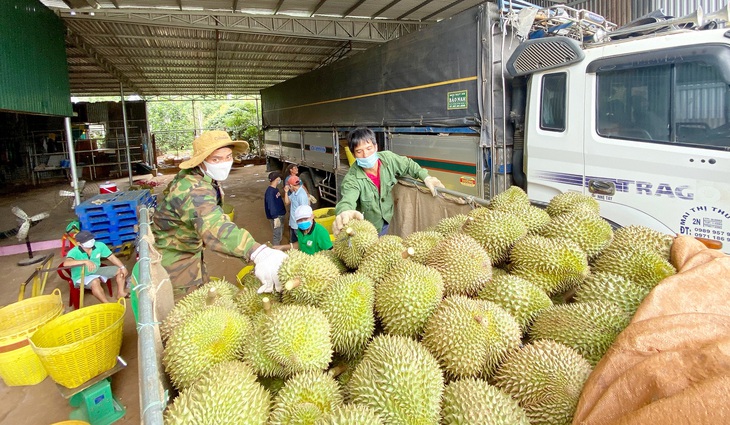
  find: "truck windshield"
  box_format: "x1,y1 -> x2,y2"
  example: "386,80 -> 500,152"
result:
596,60 -> 730,150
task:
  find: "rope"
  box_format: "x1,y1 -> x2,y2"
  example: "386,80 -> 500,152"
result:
136,320 -> 161,333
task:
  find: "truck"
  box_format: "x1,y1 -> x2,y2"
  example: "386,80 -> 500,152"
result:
260,0 -> 730,253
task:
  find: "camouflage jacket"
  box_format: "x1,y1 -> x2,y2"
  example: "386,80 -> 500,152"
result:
152,167 -> 256,267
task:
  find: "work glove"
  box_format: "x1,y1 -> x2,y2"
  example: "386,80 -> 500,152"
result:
251,245 -> 287,294
308,194 -> 318,205
333,210 -> 364,235
423,176 -> 445,197
273,217 -> 281,229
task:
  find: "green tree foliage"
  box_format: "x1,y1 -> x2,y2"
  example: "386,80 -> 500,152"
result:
204,101 -> 261,154
147,101 -> 195,156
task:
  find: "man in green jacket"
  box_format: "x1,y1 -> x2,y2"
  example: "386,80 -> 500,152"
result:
153,130 -> 287,300
334,127 -> 444,236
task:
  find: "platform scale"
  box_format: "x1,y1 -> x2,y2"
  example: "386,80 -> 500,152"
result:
56,356 -> 127,425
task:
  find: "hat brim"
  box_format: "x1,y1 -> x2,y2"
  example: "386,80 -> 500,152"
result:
179,140 -> 250,169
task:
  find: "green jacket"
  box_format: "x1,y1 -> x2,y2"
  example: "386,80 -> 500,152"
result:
152,168 -> 256,267
335,151 -> 429,231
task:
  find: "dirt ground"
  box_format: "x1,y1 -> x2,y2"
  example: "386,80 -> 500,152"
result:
0,164 -> 280,424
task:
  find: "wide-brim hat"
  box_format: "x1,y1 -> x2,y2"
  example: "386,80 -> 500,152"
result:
179,130 -> 250,169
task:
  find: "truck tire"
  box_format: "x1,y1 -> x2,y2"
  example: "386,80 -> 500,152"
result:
299,171 -> 320,208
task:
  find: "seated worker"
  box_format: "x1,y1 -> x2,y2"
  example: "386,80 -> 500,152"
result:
334,127 -> 445,236
63,230 -> 129,303
274,205 -> 333,255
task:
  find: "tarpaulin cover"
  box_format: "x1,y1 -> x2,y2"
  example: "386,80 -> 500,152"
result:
260,6 -> 486,128
389,181 -> 476,237
573,236 -> 730,425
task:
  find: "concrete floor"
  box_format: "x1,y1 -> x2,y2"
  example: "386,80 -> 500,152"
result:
0,164 -> 279,424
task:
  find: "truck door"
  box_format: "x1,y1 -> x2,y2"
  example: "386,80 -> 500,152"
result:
584,45 -> 730,253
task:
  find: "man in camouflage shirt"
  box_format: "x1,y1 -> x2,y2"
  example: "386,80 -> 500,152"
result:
153,130 -> 287,299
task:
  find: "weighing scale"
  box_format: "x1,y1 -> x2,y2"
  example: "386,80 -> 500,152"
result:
56,356 -> 127,425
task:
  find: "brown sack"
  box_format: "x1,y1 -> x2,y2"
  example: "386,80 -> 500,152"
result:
573,239 -> 730,425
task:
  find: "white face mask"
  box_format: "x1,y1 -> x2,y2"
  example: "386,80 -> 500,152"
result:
81,239 -> 95,248
203,160 -> 233,181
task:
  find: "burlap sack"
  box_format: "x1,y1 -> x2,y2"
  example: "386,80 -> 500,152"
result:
573,236 -> 730,425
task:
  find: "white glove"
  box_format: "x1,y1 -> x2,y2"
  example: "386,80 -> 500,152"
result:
251,245 -> 287,294
333,210 -> 364,235
273,217 -> 281,228
423,176 -> 445,197
308,194 -> 317,204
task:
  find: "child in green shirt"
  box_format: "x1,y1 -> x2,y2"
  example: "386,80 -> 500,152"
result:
275,205 -> 332,255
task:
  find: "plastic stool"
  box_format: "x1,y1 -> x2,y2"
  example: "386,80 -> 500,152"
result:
57,263 -> 113,310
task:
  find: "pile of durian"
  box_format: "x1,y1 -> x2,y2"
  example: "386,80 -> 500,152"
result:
160,187 -> 676,425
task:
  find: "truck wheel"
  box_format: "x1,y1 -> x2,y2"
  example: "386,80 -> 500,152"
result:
299,171 -> 320,208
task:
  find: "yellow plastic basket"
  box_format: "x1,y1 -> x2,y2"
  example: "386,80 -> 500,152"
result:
30,299 -> 126,389
314,207 -> 336,234
0,289 -> 64,386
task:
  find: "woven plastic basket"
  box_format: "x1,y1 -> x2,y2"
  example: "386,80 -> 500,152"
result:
30,299 -> 125,389
0,289 -> 64,386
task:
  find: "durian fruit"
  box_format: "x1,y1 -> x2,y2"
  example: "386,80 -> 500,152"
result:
591,245 -> 676,289
574,272 -> 650,316
434,214 -> 469,236
375,261 -> 444,339
333,219 -> 379,269
402,231 -> 443,264
421,295 -> 521,379
269,371 -> 344,425
330,353 -> 364,401
164,361 -> 270,425
163,306 -> 251,390
507,204 -> 552,234
262,304 -> 333,374
242,308 -> 289,378
257,375 -> 287,396
477,274 -> 552,332
492,267 -> 509,279
546,191 -> 600,217
462,208 -> 528,264
510,235 -> 589,296
279,249 -> 341,305
234,286 -> 281,316
314,404 -> 384,425
318,273 -> 376,359
528,301 -> 629,366
441,377 -> 529,425
348,334 -> 444,425
316,249 -> 350,273
610,225 -> 673,259
358,235 -> 412,284
425,233 -> 492,297
539,211 -> 613,259
160,280 -> 239,342
493,340 -> 592,425
489,186 -> 530,211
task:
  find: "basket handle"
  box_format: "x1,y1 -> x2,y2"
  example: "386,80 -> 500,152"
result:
117,297 -> 126,310
51,288 -> 61,298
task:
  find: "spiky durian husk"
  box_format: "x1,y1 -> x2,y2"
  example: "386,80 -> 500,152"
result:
574,272 -> 650,317
241,311 -> 289,378
528,301 -> 630,366
315,249 -> 350,273
591,245 -> 676,289
262,304 -> 333,374
278,249 -> 341,306
539,211 -> 613,259
545,192 -> 601,217
434,214 -> 469,237
489,186 -> 530,211
269,371 -> 344,425
234,286 -> 281,316
348,335 -> 444,425
441,377 -> 530,425
333,219 -> 379,269
509,235 -> 589,296
421,296 -> 521,380
164,361 -> 270,425
318,273 -> 376,359
375,261 -> 444,339
425,233 -> 492,297
493,340 -> 592,425
314,404 -> 384,425
609,225 -> 674,259
477,274 -> 552,332
402,231 -> 444,264
163,306 -> 251,390
462,208 -> 528,264
358,235 -> 409,284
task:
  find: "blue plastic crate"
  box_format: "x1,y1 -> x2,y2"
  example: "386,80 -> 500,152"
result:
76,190 -> 151,217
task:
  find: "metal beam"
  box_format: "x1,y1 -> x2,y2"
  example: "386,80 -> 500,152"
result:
344,0 -> 368,17
397,0 -> 437,20
310,0 -> 328,17
58,9 -> 427,42
273,0 -> 286,14
373,0 -> 403,18
421,0 -> 470,21
87,46 -> 330,62
232,0 -> 239,12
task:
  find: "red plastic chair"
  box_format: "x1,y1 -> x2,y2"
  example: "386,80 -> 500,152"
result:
56,262 -> 113,310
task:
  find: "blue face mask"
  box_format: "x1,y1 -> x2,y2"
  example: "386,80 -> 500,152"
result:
297,220 -> 312,231
356,151 -> 378,169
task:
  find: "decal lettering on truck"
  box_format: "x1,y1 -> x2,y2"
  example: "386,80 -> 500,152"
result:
679,206 -> 729,242
535,171 -> 694,200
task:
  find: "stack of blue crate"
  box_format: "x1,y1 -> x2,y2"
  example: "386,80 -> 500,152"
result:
75,190 -> 156,248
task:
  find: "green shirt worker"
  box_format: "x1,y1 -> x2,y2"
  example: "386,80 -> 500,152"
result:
275,205 -> 333,255
334,127 -> 445,236
63,230 -> 129,304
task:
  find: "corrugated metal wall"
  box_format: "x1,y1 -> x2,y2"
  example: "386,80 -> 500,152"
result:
0,0 -> 71,117
563,0 -> 725,26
